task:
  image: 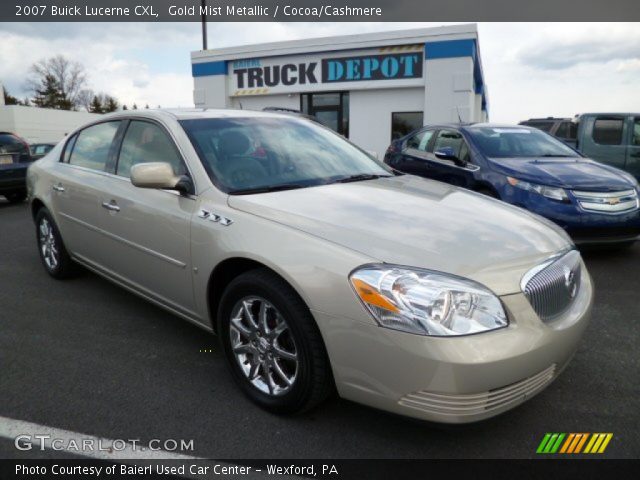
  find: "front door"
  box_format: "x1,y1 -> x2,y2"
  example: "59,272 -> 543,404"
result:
424,129 -> 476,188
99,119 -> 198,316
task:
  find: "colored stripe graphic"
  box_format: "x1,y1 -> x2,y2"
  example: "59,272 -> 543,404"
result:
538,433 -> 613,454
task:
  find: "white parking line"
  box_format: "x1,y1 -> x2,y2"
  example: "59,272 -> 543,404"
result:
0,416 -> 281,479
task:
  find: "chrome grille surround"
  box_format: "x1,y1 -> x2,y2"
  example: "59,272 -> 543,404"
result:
521,250 -> 582,322
398,364 -> 556,417
572,189 -> 639,214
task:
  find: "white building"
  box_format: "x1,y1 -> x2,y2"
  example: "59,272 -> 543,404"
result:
0,105 -> 99,144
191,24 -> 488,157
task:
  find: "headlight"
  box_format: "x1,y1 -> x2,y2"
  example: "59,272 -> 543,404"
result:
507,177 -> 569,202
350,265 -> 508,337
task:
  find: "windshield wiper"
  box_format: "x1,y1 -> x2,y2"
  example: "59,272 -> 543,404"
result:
329,173 -> 393,184
228,183 -> 307,195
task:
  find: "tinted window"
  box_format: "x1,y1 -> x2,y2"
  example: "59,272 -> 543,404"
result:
593,118 -> 624,145
406,130 -> 434,152
69,122 -> 120,171
433,130 -> 465,157
633,118 -> 640,146
466,127 -> 580,158
117,121 -> 185,178
0,133 -> 28,155
180,117 -> 391,193
555,122 -> 569,138
391,112 -> 423,140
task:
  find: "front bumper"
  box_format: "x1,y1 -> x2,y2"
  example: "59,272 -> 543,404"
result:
316,267 -> 593,424
502,186 -> 640,245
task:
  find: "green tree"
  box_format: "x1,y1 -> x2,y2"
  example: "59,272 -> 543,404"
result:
122,104 -> 128,111
26,55 -> 87,110
132,103 -> 138,110
88,95 -> 103,113
103,96 -> 119,113
32,74 -> 67,109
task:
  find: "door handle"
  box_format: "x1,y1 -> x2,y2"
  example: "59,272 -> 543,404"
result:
52,184 -> 65,192
101,200 -> 120,212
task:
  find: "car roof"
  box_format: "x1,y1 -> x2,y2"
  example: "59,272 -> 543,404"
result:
101,108 -> 297,122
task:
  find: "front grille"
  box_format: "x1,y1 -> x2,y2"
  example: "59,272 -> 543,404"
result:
398,364 -> 556,417
572,189 -> 639,214
522,250 -> 582,322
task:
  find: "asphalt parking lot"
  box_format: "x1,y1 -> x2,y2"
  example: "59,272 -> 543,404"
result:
0,198 -> 638,460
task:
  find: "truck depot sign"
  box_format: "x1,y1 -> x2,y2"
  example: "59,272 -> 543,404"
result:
230,49 -> 423,94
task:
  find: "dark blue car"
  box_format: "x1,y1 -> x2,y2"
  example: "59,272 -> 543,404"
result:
384,124 -> 640,246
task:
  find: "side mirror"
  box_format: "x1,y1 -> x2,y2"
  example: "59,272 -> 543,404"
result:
130,162 -> 191,193
435,147 -> 466,166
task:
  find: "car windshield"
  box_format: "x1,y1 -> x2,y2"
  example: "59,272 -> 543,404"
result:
466,126 -> 580,158
179,116 -> 392,194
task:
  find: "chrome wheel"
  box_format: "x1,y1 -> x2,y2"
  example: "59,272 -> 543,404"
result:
229,296 -> 298,396
38,218 -> 58,271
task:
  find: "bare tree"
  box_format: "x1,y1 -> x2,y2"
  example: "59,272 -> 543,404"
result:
77,89 -> 95,112
26,55 -> 88,110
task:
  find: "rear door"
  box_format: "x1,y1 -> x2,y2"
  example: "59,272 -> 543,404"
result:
579,115 -> 628,169
97,119 -> 198,316
626,117 -> 640,180
51,121 -> 123,266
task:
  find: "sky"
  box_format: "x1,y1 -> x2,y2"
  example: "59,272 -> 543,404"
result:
1,22 -> 639,122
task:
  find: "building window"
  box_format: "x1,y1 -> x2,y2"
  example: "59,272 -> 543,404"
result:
593,118 -> 624,145
391,112 -> 423,141
300,92 -> 349,137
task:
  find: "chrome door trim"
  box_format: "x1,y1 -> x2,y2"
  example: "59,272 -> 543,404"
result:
58,211 -> 187,269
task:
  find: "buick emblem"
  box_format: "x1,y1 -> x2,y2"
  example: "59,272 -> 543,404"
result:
563,267 -> 578,299
608,197 -> 620,205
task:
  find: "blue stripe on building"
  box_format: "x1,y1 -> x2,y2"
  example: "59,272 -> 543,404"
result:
192,61 -> 227,77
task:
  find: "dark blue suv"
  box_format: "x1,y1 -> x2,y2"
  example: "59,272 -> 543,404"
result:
384,124 -> 640,246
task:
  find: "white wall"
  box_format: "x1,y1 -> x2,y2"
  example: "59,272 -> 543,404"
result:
194,74 -> 228,108
228,93 -> 301,111
349,87 -> 424,157
0,106 -> 99,143
424,57 -> 478,124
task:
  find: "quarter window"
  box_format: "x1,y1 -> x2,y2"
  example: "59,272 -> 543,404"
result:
592,118 -> 624,145
116,121 -> 185,178
406,130 -> 434,152
68,122 -> 120,171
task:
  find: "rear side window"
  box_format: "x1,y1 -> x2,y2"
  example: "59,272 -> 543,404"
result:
116,121 -> 185,178
633,118 -> 640,146
0,133 -> 28,154
69,122 -> 120,171
592,118 -> 624,145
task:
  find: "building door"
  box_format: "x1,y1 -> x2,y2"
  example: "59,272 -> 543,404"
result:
301,92 -> 349,137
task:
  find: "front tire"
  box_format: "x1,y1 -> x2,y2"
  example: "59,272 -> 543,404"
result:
218,269 -> 333,414
35,208 -> 78,279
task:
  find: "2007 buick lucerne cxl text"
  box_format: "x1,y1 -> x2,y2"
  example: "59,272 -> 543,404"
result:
27,109 -> 593,423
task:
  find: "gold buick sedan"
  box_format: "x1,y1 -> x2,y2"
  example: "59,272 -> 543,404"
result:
27,109 -> 592,423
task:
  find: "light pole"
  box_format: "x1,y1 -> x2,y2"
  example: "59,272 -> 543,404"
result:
201,0 -> 208,50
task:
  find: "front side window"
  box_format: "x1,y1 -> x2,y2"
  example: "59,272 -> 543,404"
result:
406,129 -> 434,152
391,112 -> 423,141
68,122 -> 120,171
466,126 -> 580,159
180,117 -> 391,193
592,118 -> 624,145
432,130 -> 465,157
117,121 -> 185,178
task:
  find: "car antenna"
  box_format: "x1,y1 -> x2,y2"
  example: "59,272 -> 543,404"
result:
455,106 -> 463,123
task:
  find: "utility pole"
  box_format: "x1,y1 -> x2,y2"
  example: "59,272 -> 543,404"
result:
201,0 -> 208,50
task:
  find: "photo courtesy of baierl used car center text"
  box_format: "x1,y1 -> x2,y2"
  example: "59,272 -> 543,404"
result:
0,1 -> 639,478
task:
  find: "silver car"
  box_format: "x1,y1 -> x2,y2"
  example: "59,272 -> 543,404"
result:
27,109 -> 592,423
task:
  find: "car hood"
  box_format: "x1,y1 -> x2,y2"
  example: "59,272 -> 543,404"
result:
487,157 -> 633,191
228,175 -> 572,295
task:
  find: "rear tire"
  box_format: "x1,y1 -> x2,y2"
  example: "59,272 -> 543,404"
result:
218,269 -> 334,414
5,191 -> 27,203
35,208 -> 78,279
